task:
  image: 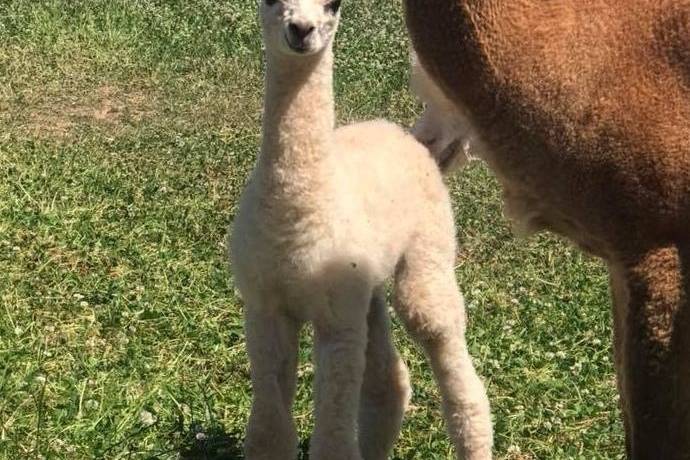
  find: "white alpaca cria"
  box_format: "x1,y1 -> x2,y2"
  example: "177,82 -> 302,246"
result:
229,1 -> 492,459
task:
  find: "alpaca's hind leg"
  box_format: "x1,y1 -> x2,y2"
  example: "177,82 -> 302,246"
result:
394,243 -> 492,460
310,278 -> 371,460
358,287 -> 411,460
615,245 -> 690,459
244,302 -> 301,460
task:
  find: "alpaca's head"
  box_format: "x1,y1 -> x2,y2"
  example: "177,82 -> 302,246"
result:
260,0 -> 341,56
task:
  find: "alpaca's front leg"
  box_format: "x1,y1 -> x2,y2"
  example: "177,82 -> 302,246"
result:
244,302 -> 301,460
608,262 -> 633,456
615,245 -> 690,459
358,287 -> 411,460
310,281 -> 371,460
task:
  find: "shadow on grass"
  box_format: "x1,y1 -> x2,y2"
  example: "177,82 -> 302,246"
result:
176,424 -> 243,460
175,426 -> 311,460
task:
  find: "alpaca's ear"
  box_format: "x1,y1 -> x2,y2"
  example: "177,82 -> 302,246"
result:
325,0 -> 341,14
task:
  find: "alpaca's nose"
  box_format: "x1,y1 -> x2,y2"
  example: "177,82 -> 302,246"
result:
287,21 -> 315,42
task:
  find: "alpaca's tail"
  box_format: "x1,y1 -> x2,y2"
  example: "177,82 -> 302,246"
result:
430,138 -> 471,175
410,109 -> 473,176
409,51 -> 473,176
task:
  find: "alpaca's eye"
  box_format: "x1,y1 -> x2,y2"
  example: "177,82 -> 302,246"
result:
325,0 -> 341,14
265,0 -> 278,6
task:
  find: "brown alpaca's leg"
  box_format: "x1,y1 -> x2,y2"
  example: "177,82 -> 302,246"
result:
608,263 -> 633,456
619,245 -> 690,459
358,287 -> 411,460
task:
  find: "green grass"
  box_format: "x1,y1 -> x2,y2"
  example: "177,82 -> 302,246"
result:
0,1 -> 623,458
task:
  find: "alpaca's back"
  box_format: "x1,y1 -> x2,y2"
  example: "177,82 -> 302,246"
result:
335,120 -> 447,203
334,120 -> 453,233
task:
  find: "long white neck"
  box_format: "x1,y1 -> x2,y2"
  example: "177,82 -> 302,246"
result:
257,45 -> 335,200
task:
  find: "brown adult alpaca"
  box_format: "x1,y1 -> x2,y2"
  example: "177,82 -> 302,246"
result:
405,0 -> 690,458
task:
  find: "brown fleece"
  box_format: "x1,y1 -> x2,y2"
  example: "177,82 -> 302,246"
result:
623,246 -> 690,458
405,0 -> 690,457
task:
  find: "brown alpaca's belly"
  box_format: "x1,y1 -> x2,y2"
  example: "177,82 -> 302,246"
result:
486,136 -> 690,259
493,168 -> 612,259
